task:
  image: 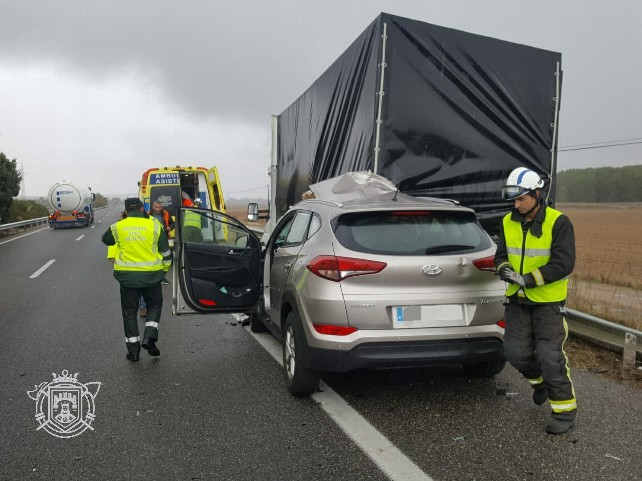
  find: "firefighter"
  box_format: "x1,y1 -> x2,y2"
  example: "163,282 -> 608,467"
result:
102,197 -> 172,362
494,167 -> 577,434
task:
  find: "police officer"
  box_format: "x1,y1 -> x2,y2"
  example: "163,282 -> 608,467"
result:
102,198 -> 172,361
494,168 -> 577,435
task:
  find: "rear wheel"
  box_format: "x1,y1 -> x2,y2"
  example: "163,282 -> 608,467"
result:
463,360 -> 506,378
283,311 -> 320,396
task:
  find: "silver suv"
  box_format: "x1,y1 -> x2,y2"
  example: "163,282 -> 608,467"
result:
173,191 -> 506,396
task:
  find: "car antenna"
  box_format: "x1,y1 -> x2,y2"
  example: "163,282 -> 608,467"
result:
392,188 -> 399,201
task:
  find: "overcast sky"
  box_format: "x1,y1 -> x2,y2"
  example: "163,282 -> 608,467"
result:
1,1 -> 641,199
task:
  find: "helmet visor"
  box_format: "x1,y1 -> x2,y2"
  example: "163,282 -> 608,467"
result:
501,185 -> 531,200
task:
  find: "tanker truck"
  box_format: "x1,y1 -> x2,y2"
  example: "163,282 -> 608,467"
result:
47,181 -> 96,228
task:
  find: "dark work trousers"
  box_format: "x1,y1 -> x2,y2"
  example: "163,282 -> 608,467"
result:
503,301 -> 576,417
120,283 -> 163,355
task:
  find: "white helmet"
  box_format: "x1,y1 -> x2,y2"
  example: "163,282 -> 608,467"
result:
501,167 -> 545,200
192,198 -> 202,207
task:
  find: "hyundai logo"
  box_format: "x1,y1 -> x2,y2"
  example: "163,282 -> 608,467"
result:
422,264 -> 442,276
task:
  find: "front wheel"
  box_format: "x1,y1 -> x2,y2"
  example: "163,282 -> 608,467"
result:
283,311 -> 320,397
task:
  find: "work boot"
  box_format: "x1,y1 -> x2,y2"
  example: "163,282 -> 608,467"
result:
126,352 -> 139,362
545,415 -> 575,435
142,338 -> 160,356
532,385 -> 549,405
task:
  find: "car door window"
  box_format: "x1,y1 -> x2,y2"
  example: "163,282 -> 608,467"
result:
307,213 -> 321,239
284,211 -> 312,246
274,217 -> 295,249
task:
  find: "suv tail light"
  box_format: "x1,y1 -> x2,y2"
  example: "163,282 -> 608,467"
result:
306,255 -> 387,282
313,324 -> 358,336
472,255 -> 496,272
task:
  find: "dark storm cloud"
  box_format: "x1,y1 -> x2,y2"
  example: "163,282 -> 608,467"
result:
0,0 -> 366,123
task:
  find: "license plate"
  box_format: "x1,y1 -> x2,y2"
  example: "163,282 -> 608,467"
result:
392,304 -> 465,328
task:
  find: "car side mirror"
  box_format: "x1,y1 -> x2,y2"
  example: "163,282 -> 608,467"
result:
247,202 -> 270,221
248,203 -> 259,222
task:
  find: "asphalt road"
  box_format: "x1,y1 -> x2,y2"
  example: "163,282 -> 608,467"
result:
1,204 -> 641,481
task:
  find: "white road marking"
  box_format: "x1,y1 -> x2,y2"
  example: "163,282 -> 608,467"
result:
242,319 -> 433,481
76,235 -> 85,241
0,227 -> 48,246
30,259 -> 56,278
91,225 -> 96,229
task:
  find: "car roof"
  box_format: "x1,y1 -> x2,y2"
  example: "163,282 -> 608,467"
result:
285,171 -> 477,217
289,192 -> 475,216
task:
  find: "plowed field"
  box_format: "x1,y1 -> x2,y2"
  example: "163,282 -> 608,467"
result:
560,203 -> 642,331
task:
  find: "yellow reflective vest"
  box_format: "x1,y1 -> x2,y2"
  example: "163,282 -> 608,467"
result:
502,207 -> 569,302
111,216 -> 164,272
183,210 -> 201,229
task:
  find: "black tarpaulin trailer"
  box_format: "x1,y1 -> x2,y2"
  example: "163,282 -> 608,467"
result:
272,12 -> 562,235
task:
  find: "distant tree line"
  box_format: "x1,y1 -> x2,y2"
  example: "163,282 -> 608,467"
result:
0,152 -> 22,222
556,165 -> 642,202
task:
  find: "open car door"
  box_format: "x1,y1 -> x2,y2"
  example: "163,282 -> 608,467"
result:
172,207 -> 262,315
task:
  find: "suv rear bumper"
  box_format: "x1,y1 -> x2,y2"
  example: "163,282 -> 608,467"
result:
301,337 -> 504,372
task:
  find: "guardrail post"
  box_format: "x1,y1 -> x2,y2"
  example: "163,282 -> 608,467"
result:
622,333 -> 637,372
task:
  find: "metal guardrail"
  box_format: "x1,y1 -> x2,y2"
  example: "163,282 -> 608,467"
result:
0,206 -> 108,235
0,216 -> 49,233
566,308 -> 642,359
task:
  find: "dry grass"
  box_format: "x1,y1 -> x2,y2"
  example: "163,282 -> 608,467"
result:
227,206 -> 268,229
566,337 -> 642,389
559,203 -> 642,331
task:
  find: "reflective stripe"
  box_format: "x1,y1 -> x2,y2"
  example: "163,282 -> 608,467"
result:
161,249 -> 172,257
184,210 -> 202,229
497,261 -> 511,270
145,321 -> 159,328
532,268 -> 545,287
111,224 -> 120,242
525,248 -> 551,256
506,247 -> 551,256
527,376 -> 544,385
126,336 -> 140,343
550,399 -> 577,412
114,259 -> 163,268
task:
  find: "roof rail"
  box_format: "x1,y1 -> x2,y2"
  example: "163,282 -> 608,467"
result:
298,198 -> 344,208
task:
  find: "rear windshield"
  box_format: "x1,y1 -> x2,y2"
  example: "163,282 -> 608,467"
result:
332,210 -> 491,256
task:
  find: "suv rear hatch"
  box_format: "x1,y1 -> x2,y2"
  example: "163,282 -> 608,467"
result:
331,209 -> 505,330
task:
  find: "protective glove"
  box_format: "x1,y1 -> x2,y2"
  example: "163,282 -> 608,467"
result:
498,265 -> 526,287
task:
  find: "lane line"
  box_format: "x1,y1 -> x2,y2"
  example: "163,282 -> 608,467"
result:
0,227 -> 48,246
242,320 -> 433,481
30,259 -> 56,278
75,235 -> 85,241
91,225 -> 96,229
